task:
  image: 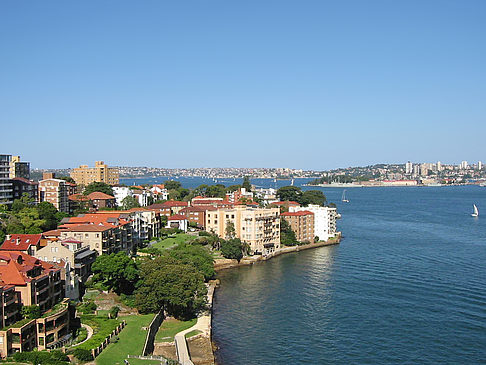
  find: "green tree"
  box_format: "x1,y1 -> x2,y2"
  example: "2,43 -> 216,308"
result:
168,244 -> 215,281
277,186 -> 302,203
164,180 -> 182,190
37,201 -> 61,230
17,208 -> 45,233
136,255 -> 207,319
91,252 -> 139,295
280,218 -> 297,246
242,176 -> 252,191
83,182 -> 114,196
225,221 -> 236,239
121,195 -> 140,210
221,238 -> 244,262
301,190 -> 327,206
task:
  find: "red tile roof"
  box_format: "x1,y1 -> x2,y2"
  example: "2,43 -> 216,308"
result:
87,192 -> 115,200
271,201 -> 301,206
168,214 -> 188,221
281,210 -> 314,217
0,251 -> 57,286
69,193 -> 90,202
1,234 -> 43,251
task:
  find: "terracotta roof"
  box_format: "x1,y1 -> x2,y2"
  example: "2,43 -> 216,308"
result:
180,206 -> 218,213
58,223 -> 114,232
271,201 -> 301,206
168,214 -> 188,221
87,192 -> 115,200
281,210 -> 314,217
69,193 -> 90,202
11,177 -> 38,185
0,251 -> 57,286
147,201 -> 188,209
1,234 -> 43,251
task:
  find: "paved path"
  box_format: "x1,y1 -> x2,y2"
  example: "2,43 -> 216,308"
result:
72,324 -> 94,347
174,282 -> 216,365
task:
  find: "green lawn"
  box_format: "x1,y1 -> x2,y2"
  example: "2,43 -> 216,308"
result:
95,313 -> 155,365
74,315 -> 121,351
185,329 -> 202,338
150,234 -> 195,250
154,318 -> 197,342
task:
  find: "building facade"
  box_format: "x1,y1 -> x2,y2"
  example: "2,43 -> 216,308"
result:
281,210 -> 315,243
38,174 -> 69,213
206,206 -> 280,255
11,178 -> 38,202
0,155 -> 13,205
70,161 -> 119,186
9,156 -> 30,180
289,205 -> 338,241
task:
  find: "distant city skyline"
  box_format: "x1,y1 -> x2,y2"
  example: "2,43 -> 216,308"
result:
1,1 -> 485,169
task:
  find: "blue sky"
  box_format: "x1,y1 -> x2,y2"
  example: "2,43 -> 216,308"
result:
1,0 -> 485,170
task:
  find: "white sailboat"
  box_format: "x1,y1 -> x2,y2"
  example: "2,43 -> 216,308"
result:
342,190 -> 349,203
290,179 -> 294,186
471,204 -> 479,217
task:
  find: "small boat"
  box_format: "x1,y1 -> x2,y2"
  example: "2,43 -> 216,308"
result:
290,179 -> 294,186
471,204 -> 479,217
342,190 -> 349,203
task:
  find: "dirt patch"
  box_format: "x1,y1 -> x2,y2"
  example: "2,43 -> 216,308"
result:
90,290 -> 138,315
153,342 -> 177,360
187,335 -> 215,365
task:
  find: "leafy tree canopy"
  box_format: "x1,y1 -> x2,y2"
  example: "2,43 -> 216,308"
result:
221,238 -> 244,262
164,180 -> 182,190
136,255 -> 207,319
91,252 -> 139,295
121,195 -> 140,210
168,244 -> 215,281
242,176 -> 252,191
83,182 -> 114,196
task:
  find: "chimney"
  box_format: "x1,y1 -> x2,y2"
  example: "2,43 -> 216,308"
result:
43,172 -> 55,179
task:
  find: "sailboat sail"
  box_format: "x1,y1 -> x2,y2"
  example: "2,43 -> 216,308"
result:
342,190 -> 349,203
472,204 -> 479,217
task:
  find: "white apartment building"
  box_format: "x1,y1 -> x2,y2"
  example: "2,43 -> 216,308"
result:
289,204 -> 338,241
113,186 -> 133,206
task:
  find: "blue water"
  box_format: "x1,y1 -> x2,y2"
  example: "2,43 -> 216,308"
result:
120,176 -> 313,190
212,186 -> 486,364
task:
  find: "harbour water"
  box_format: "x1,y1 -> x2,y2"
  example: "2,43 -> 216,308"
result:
212,186 -> 486,364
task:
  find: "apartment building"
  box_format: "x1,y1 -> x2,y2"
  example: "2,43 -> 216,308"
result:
281,211 -> 315,243
206,206 -> 280,255
180,206 -> 217,229
0,155 -> 13,205
70,161 -> 119,186
36,239 -> 97,300
38,174 -> 69,213
289,205 -> 338,241
11,178 -> 38,202
1,234 -> 45,256
0,252 -> 70,356
9,156 -> 30,179
147,201 -> 188,216
57,217 -> 133,255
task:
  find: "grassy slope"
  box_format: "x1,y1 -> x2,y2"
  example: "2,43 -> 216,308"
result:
95,314 -> 155,365
150,233 -> 194,250
154,318 -> 197,342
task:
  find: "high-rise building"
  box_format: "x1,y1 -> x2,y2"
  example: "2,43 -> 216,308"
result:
436,161 -> 442,172
0,155 -> 13,205
70,161 -> 119,186
460,161 -> 468,170
405,161 -> 413,174
478,161 -> 482,170
38,173 -> 69,213
9,156 -> 30,179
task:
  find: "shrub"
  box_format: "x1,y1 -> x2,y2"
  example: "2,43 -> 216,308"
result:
73,348 -> 94,361
109,306 -> 120,318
